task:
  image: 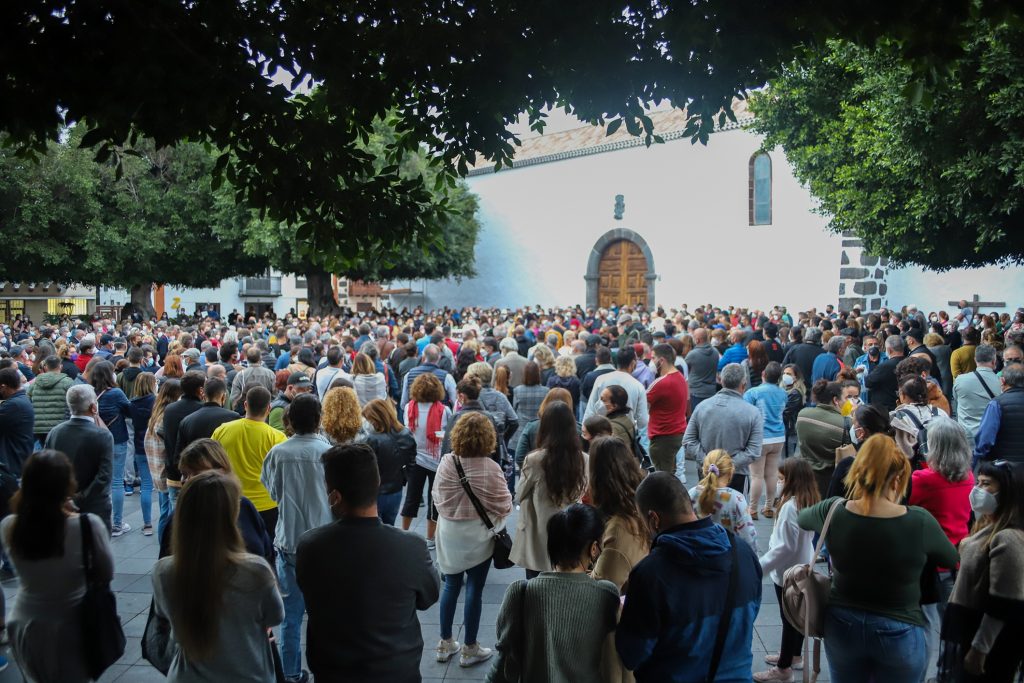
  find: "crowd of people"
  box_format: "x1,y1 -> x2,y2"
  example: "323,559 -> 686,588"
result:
0,297 -> 1021,682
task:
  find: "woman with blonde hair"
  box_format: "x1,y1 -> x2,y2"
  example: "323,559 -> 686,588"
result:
432,413 -> 512,667
129,372 -> 157,536
530,344 -> 557,385
152,470 -> 283,681
546,355 -> 581,413
55,339 -> 80,378
350,352 -> 387,406
688,450 -> 757,551
401,373 -> 452,547
362,398 -> 416,525
798,435 -> 959,682
321,386 -> 366,445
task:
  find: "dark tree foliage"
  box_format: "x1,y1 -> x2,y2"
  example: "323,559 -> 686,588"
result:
751,18 -> 1024,270
2,0 -> 1012,270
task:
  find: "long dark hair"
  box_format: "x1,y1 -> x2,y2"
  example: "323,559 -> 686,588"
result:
587,436 -> 647,545
537,401 -> 586,505
8,450 -> 77,560
89,359 -> 117,393
170,470 -> 253,661
777,457 -> 820,511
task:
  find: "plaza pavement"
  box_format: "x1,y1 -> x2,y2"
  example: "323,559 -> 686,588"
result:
0,458 -> 830,682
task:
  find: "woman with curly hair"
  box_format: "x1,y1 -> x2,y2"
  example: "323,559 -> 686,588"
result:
546,355 -> 581,414
432,413 -> 512,668
530,344 -> 557,385
321,387 -> 366,446
401,374 -> 452,547
54,339 -> 80,379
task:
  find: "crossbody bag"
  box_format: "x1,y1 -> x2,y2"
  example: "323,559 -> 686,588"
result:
452,455 -> 514,569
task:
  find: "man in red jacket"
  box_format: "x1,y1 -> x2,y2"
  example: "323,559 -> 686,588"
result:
646,343 -> 689,475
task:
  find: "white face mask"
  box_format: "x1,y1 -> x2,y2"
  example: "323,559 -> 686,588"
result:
970,486 -> 998,516
782,374 -> 795,387
849,425 -> 859,445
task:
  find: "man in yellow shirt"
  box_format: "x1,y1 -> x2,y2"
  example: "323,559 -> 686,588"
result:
213,385 -> 286,531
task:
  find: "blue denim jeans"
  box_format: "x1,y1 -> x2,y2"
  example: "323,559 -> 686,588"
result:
378,491 -> 403,526
825,605 -> 927,683
440,558 -> 491,645
111,442 -> 128,527
133,453 -> 153,526
276,552 -> 305,679
156,491 -> 172,541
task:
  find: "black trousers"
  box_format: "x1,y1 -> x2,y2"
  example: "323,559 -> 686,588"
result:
775,582 -> 804,668
401,464 -> 437,521
259,507 -> 279,537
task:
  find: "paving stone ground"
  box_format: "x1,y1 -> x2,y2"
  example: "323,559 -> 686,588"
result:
0,459 -> 840,682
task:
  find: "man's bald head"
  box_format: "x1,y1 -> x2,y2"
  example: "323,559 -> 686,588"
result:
692,328 -> 708,345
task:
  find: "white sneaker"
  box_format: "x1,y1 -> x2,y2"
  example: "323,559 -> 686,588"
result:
111,522 -> 132,537
753,667 -> 794,682
764,654 -> 802,670
436,638 -> 460,663
459,643 -> 493,667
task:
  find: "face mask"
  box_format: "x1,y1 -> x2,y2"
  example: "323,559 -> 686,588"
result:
970,487 -> 998,516
782,374 -> 795,387
849,425 -> 859,445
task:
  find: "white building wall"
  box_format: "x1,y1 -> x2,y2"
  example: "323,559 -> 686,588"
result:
392,127 -> 844,312
886,264 -> 1024,315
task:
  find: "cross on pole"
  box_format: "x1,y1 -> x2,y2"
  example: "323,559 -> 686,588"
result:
947,293 -> 1007,309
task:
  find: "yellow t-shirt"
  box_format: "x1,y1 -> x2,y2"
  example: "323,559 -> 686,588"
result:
212,418 -> 286,512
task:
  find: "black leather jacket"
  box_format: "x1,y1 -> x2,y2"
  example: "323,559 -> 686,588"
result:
365,427 -> 417,494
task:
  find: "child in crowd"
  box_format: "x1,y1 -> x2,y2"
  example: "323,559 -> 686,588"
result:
688,450 -> 757,551
754,458 -> 820,682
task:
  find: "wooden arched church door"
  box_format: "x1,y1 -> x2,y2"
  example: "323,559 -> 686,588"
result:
597,239 -> 648,309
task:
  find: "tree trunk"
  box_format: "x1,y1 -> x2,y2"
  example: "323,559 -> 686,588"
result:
306,266 -> 344,318
124,283 -> 157,321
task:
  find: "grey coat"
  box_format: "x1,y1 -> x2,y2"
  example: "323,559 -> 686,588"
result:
682,389 -> 764,474
684,345 -> 720,399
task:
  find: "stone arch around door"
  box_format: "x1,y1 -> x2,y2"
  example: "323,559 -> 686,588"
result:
585,229 -> 657,310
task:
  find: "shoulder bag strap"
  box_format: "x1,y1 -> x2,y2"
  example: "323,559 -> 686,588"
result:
898,408 -> 925,432
452,456 -> 498,533
80,514 -> 95,584
706,531 -> 740,683
974,370 -> 996,399
811,498 -> 845,564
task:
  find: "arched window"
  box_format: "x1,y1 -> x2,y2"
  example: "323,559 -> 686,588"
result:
749,152 -> 772,225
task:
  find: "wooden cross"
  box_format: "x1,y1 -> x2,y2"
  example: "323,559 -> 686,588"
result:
947,293 -> 1007,309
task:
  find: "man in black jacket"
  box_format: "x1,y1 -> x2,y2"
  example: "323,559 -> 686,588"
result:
161,371 -> 207,507
781,327 -> 825,385
865,335 -> 906,413
573,334 -> 599,380
45,384 -> 114,530
177,378 -> 239,452
297,443 -> 439,683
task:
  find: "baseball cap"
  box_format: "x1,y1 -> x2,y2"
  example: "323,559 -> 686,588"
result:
617,313 -> 633,324
182,348 -> 201,360
287,372 -> 312,388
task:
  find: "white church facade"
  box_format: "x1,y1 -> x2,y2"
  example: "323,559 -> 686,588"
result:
391,104 -> 1024,315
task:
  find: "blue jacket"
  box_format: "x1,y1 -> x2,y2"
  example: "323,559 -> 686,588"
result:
717,343 -> 748,371
0,390 -> 35,476
97,387 -> 133,444
744,382 -> 788,440
616,517 -> 761,683
811,352 -> 842,383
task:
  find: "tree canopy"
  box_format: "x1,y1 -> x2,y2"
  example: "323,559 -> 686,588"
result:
0,129 -> 267,315
3,0 -> 1014,270
750,18 -> 1024,270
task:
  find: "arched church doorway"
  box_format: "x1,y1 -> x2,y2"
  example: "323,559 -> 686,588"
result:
585,229 -> 656,310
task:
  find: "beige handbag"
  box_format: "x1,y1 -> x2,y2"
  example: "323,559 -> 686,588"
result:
834,416 -> 855,465
782,498 -> 843,683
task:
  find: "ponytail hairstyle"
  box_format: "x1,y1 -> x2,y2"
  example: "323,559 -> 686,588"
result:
777,457 -> 820,512
697,450 -> 734,516
843,434 -> 910,501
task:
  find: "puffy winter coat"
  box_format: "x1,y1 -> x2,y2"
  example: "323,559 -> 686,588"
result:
26,372 -> 74,436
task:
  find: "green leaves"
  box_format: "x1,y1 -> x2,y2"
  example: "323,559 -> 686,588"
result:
751,21 -> 1024,270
